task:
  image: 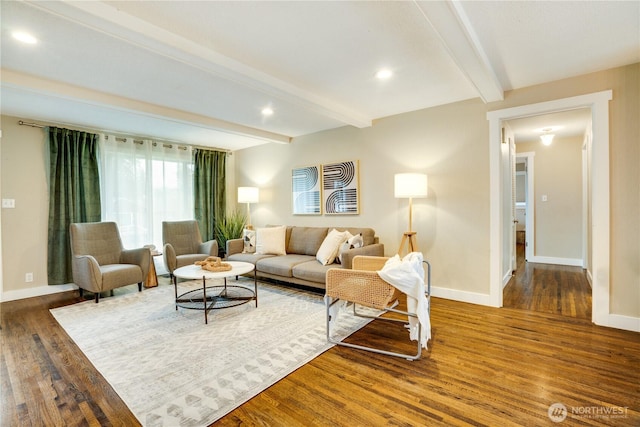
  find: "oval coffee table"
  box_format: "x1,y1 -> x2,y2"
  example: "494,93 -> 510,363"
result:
172,261 -> 256,324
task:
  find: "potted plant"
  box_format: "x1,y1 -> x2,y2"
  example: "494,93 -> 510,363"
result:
214,209 -> 246,258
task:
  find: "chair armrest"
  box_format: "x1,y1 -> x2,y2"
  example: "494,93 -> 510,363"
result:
226,238 -> 244,256
340,243 -> 385,269
352,255 -> 390,271
163,243 -> 177,274
121,248 -> 151,278
200,239 -> 219,256
72,255 -> 102,292
326,268 -> 397,310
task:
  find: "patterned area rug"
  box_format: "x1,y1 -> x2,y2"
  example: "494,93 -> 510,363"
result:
51,279 -> 370,426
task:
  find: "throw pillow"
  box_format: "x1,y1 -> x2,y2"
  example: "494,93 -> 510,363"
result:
255,226 -> 287,255
316,229 -> 349,265
242,228 -> 256,253
337,232 -> 364,264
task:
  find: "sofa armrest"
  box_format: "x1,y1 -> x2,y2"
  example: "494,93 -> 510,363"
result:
200,239 -> 219,256
340,243 -> 385,269
226,238 -> 244,256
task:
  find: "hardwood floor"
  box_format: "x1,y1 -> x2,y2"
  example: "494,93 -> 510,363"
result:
2,276 -> 638,426
503,243 -> 592,319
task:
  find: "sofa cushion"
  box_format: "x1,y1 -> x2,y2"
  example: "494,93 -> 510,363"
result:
316,229 -> 350,265
256,255 -> 315,277
227,252 -> 275,264
256,226 -> 286,255
292,260 -> 342,284
287,227 -> 328,255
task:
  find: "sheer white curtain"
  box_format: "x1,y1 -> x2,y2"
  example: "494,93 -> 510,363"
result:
99,134 -> 194,250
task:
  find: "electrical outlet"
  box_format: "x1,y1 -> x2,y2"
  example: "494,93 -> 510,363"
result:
2,199 -> 15,208
25,273 -> 33,282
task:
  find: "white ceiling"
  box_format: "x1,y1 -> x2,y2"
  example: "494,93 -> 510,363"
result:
1,1 -> 638,151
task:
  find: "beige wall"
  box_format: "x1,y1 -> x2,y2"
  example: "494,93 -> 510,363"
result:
0,117 -> 49,294
518,136 -> 583,260
236,99 -> 491,296
236,63 -> 639,318
1,63 -> 638,319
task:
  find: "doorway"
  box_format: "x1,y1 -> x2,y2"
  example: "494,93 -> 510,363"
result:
487,90 -> 612,327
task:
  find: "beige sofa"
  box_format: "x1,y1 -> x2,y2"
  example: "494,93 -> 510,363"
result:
226,226 -> 384,290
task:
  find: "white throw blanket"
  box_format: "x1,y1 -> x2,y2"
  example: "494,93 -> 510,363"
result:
377,252 -> 431,349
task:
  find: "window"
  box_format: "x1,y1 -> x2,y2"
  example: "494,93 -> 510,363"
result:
100,135 -> 193,250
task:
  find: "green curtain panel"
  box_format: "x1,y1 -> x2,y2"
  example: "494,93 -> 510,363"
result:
193,149 -> 226,242
47,127 -> 101,285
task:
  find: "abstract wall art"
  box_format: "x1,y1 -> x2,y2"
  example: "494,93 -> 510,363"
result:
322,160 -> 359,215
292,165 -> 321,215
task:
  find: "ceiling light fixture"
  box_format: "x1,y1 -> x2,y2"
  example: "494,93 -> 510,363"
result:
375,69 -> 393,80
12,31 -> 38,44
540,128 -> 554,146
261,107 -> 274,116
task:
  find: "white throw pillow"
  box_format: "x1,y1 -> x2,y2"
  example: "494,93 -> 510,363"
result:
255,226 -> 286,255
316,229 -> 350,265
242,228 -> 256,254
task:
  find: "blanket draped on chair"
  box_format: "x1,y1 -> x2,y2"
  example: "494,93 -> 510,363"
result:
377,252 -> 431,348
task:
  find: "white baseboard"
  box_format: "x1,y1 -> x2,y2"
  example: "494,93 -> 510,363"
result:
528,256 -> 583,267
502,270 -> 512,289
596,313 -> 640,333
431,286 -> 495,307
1,283 -> 77,303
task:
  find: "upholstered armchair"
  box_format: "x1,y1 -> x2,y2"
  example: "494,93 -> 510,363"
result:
69,222 -> 150,303
162,220 -> 219,278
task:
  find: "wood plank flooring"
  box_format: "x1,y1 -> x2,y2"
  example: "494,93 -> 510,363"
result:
2,275 -> 638,426
503,243 -> 592,319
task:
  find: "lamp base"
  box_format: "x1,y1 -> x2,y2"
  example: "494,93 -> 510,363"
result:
398,231 -> 418,257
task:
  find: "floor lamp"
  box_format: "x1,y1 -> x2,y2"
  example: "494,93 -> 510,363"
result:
394,173 -> 428,256
237,186 -> 259,229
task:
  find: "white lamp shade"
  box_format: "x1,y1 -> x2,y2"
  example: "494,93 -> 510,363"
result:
238,186 -> 259,204
394,173 -> 428,198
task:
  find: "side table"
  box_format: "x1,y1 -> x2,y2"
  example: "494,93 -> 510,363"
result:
144,249 -> 162,288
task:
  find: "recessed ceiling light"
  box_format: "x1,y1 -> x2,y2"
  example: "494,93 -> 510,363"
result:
12,31 -> 38,44
375,69 -> 393,80
261,107 -> 274,116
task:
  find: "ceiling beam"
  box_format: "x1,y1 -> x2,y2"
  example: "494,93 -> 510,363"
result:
1,69 -> 292,144
414,0 -> 504,103
27,0 -> 373,129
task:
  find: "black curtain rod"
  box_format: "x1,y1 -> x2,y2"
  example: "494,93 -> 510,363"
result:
18,120 -> 45,128
17,120 -> 231,153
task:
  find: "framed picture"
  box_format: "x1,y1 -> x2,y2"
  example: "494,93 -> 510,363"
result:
322,160 -> 359,215
292,165 -> 321,215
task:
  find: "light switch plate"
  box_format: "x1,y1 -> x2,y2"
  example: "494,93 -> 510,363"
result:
2,199 -> 15,208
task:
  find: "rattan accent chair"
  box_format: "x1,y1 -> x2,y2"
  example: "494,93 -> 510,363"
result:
69,221 -> 150,303
162,220 -> 219,279
325,255 -> 431,360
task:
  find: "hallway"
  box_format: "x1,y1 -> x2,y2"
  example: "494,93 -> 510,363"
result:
503,243 -> 592,320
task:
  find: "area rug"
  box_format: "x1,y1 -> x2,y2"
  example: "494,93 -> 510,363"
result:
50,280 -> 371,426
